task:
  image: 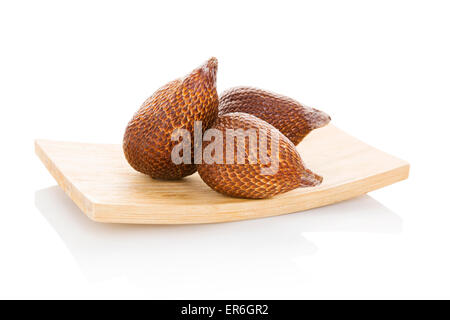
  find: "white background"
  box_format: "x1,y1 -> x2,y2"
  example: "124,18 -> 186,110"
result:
1,0 -> 449,299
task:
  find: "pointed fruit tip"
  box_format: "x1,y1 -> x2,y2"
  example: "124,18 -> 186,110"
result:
204,57 -> 218,74
309,108 -> 331,130
199,57 -> 218,84
207,56 -> 218,68
299,168 -> 323,187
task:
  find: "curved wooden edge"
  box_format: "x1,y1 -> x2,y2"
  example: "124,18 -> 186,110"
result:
89,164 -> 409,224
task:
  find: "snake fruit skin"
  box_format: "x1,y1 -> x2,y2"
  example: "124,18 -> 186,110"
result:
197,112 -> 323,199
123,57 -> 219,180
219,87 -> 331,145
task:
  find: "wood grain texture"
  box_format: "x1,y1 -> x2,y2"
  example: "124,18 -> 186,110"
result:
35,125 -> 409,224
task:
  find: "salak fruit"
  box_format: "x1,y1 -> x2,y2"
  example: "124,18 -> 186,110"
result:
219,86 -> 331,145
123,57 -> 219,180
197,112 -> 323,199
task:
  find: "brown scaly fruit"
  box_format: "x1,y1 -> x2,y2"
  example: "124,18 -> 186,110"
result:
197,112 -> 322,199
123,57 -> 219,180
219,86 -> 331,145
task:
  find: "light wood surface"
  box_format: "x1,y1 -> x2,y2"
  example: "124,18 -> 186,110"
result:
35,125 -> 409,224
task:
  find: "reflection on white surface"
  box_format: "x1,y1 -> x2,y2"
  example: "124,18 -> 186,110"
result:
35,186 -> 401,284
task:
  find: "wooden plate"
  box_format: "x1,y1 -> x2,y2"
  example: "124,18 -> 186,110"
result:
35,125 -> 409,224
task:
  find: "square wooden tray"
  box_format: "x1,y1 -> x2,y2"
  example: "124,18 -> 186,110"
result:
35,125 -> 409,224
